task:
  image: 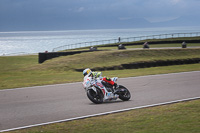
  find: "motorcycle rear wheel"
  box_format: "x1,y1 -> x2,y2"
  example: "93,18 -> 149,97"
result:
87,88 -> 104,104
118,85 -> 131,101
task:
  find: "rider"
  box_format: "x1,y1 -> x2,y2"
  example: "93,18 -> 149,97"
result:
83,68 -> 118,89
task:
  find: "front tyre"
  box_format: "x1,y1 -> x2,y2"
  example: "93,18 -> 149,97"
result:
118,85 -> 131,101
87,88 -> 103,104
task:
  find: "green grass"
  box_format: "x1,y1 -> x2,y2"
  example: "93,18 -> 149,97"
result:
0,55 -> 38,71
40,48 -> 200,70
0,48 -> 200,89
7,99 -> 200,133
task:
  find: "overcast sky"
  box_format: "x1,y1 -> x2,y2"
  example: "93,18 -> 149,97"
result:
0,0 -> 200,31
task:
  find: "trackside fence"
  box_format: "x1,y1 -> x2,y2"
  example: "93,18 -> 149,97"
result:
52,32 -> 200,52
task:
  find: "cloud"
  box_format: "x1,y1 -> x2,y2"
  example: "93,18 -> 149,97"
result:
119,17 -> 133,20
145,16 -> 180,23
0,0 -> 199,31
76,7 -> 85,12
170,0 -> 182,5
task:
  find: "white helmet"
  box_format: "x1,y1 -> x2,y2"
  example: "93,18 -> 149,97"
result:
83,68 -> 92,77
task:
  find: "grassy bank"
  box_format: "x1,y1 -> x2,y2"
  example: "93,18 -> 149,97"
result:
7,99 -> 200,133
0,48 -> 200,89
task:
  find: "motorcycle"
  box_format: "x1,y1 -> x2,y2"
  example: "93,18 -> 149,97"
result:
83,75 -> 131,104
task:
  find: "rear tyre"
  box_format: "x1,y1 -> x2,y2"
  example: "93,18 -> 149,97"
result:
118,85 -> 131,101
87,88 -> 103,104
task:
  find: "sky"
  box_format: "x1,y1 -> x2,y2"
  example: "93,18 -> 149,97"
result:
0,0 -> 200,31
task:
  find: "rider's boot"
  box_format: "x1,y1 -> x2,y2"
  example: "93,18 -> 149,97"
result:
113,83 -> 118,89
113,83 -> 120,94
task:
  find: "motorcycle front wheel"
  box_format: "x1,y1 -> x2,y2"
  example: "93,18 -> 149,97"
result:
87,88 -> 104,104
118,85 -> 131,101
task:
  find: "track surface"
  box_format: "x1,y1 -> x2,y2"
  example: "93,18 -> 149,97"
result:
0,71 -> 200,131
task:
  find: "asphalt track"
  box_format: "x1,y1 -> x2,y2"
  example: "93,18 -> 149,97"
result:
0,71 -> 200,132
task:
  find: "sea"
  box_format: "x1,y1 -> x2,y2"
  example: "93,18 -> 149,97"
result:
0,26 -> 200,56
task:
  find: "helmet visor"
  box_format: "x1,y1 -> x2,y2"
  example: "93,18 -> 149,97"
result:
83,72 -> 88,76
83,69 -> 91,76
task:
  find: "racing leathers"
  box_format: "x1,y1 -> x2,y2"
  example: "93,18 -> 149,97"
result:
91,71 -> 117,88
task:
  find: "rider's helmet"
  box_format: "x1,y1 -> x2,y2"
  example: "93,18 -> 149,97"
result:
83,68 -> 92,77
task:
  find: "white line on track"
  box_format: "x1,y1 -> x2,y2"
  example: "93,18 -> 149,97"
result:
1,96 -> 200,132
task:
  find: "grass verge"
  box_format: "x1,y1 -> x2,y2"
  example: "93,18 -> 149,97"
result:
7,99 -> 200,133
0,48 -> 200,89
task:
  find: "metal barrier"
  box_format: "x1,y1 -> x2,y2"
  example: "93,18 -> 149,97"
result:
52,32 -> 200,52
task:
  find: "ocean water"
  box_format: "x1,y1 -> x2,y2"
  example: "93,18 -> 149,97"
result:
0,26 -> 200,55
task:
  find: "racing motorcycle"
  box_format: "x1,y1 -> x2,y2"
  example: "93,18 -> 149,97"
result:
83,75 -> 131,104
